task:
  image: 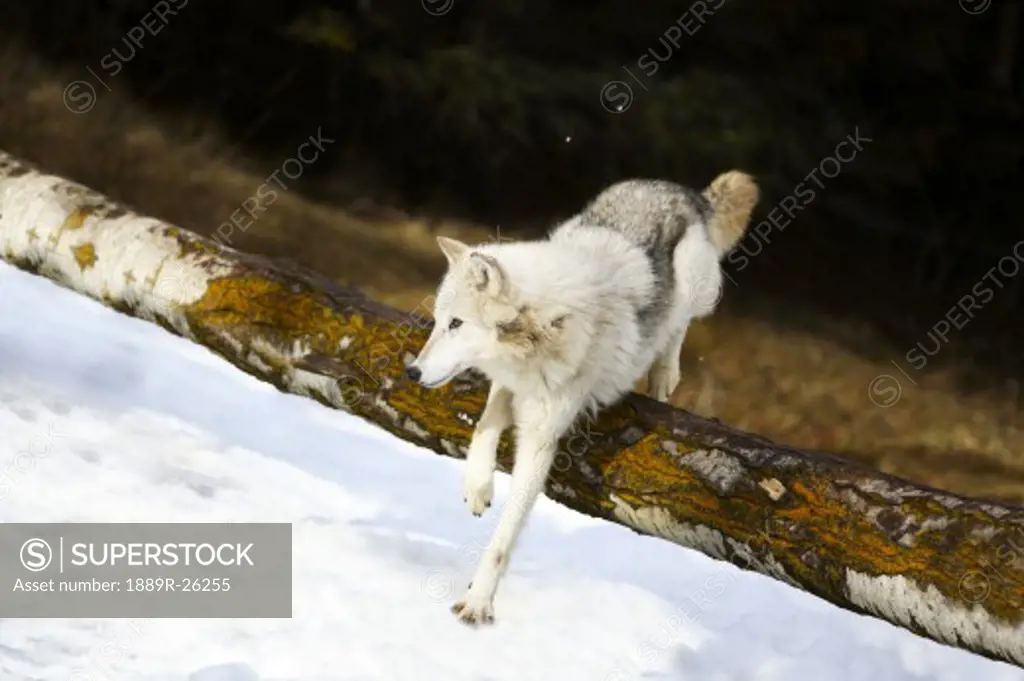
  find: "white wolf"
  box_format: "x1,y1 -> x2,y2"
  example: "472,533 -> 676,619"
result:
406,171 -> 759,625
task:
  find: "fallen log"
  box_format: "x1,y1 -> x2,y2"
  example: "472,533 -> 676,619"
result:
1,148 -> 1022,667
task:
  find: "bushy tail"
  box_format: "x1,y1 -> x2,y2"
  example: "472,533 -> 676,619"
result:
702,170 -> 760,255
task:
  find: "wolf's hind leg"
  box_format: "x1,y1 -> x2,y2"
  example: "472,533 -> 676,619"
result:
464,383 -> 512,516
647,323 -> 689,403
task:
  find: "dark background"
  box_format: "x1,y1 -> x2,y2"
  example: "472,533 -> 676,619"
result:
3,0 -> 1021,379
1,0 -> 1022,498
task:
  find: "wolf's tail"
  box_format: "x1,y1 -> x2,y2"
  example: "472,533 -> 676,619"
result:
702,170 -> 759,255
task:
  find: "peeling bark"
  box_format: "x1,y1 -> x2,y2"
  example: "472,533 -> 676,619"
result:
1,149 -> 1023,667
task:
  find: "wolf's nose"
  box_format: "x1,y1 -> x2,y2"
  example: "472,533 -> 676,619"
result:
405,365 -> 422,382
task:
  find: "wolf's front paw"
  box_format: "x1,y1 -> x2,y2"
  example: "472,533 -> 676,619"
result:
451,593 -> 495,625
463,458 -> 494,517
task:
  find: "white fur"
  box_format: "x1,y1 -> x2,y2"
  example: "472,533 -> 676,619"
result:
408,204 -> 731,625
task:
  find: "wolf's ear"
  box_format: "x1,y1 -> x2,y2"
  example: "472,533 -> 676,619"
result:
436,236 -> 469,266
468,252 -> 507,297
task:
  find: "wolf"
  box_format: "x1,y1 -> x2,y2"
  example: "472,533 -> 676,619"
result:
405,170 -> 759,625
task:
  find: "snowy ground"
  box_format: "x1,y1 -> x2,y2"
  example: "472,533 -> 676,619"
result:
0,261 -> 1021,681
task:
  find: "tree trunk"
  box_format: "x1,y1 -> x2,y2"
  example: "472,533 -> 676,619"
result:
1,149 -> 1022,667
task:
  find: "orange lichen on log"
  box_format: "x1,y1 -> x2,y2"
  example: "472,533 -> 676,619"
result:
72,242 -> 97,270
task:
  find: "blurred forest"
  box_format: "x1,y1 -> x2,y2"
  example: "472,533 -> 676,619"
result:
1,0 -> 1022,500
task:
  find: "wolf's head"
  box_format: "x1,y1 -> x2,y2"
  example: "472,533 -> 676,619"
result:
405,236 -> 567,389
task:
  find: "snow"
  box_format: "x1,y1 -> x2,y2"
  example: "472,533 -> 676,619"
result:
0,260 -> 1021,681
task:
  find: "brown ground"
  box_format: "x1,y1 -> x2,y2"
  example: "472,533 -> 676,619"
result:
2,45 -> 1022,504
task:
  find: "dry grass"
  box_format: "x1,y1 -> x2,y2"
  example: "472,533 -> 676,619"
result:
2,43 -> 1021,503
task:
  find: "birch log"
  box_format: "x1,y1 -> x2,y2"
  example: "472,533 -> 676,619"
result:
1,149 -> 1023,668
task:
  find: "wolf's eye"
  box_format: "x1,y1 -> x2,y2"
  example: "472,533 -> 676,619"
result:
448,318 -> 463,331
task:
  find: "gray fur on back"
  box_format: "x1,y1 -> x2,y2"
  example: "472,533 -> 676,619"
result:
564,179 -> 712,342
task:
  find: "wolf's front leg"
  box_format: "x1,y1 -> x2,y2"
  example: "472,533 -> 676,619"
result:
452,396 -> 578,625
463,383 -> 512,517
